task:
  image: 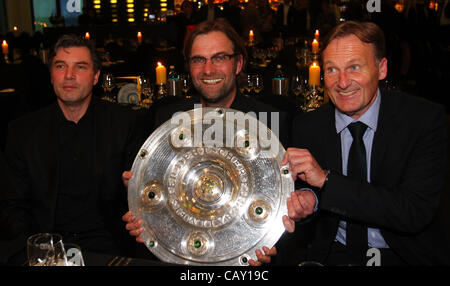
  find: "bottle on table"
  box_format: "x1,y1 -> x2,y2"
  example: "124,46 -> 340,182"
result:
167,65 -> 181,97
272,64 -> 289,97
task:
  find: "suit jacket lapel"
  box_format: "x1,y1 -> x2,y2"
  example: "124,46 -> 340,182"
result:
370,91 -> 398,183
323,105 -> 342,174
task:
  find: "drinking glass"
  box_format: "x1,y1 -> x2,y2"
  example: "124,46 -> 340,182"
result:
27,233 -> 68,266
244,74 -> 254,96
291,75 -> 306,97
298,261 -> 323,267
180,74 -> 191,99
237,73 -> 247,95
298,46 -> 311,68
139,76 -> 153,108
102,73 -> 115,102
252,74 -> 264,95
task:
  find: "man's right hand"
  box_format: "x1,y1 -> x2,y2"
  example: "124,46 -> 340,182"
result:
122,211 -> 144,243
122,171 -> 144,243
122,170 -> 133,188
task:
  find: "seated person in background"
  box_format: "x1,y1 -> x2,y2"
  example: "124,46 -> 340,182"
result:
0,34 -> 144,260
281,21 -> 450,265
122,19 -> 293,265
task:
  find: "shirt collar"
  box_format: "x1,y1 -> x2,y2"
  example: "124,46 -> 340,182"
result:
56,97 -> 96,125
335,89 -> 381,133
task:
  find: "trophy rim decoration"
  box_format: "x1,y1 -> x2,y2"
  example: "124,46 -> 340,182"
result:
128,107 -> 294,265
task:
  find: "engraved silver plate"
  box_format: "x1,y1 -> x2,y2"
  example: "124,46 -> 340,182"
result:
128,107 -> 294,265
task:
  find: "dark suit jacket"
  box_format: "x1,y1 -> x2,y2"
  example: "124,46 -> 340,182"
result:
0,99 -> 144,255
290,90 -> 450,265
152,93 -> 292,147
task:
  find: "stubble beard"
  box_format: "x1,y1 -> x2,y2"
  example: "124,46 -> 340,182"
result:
196,79 -> 236,105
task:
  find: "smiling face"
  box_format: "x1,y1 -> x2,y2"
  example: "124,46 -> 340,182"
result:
323,35 -> 387,119
189,31 -> 243,107
51,46 -> 100,107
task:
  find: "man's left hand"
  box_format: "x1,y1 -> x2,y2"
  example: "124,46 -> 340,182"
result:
248,246 -> 277,266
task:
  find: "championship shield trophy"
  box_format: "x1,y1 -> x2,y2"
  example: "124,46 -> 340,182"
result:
128,107 -> 294,265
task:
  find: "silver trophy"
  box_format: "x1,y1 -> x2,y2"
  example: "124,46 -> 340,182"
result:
128,107 -> 294,265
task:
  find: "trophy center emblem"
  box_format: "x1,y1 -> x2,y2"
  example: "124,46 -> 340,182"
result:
194,174 -> 223,203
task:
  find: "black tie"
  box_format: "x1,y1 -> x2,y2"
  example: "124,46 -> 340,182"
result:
346,121 -> 368,264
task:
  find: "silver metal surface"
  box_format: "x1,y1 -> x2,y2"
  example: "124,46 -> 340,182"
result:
128,107 -> 293,265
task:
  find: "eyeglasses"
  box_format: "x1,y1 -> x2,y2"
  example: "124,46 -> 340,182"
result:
189,53 -> 238,67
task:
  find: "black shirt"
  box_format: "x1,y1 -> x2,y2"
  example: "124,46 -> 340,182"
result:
54,102 -> 105,233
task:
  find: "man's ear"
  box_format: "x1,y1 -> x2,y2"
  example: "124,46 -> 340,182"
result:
378,57 -> 388,80
235,54 -> 244,75
93,69 -> 100,85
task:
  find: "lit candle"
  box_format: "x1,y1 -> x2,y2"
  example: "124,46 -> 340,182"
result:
429,1 -> 435,10
156,62 -> 167,84
2,40 -> 8,55
85,32 -> 90,40
137,31 -> 142,44
309,62 -> 321,86
314,30 -> 319,40
249,30 -> 254,43
312,39 -> 319,53
13,26 -> 18,32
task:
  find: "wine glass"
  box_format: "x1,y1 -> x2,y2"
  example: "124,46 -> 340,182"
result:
27,233 -> 68,266
291,75 -> 306,97
180,74 -> 191,99
102,73 -> 115,102
291,75 -> 307,110
252,74 -> 264,95
237,73 -> 247,95
298,44 -> 311,68
244,74 -> 254,96
139,76 -> 153,108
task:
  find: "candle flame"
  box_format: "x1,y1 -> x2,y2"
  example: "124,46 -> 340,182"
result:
249,30 -> 254,36
2,40 -> 6,45
315,30 -> 319,36
429,1 -> 435,9
157,62 -> 162,67
85,32 -> 90,39
137,32 -> 142,37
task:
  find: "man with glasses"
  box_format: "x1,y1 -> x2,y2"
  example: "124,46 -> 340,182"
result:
122,19 -> 291,265
151,18 -> 291,139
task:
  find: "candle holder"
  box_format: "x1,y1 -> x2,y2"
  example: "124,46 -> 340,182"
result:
303,85 -> 323,112
155,83 -> 167,100
3,53 -> 10,64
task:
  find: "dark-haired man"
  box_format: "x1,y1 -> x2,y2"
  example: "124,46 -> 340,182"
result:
1,35 -> 143,260
122,19 -> 291,265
